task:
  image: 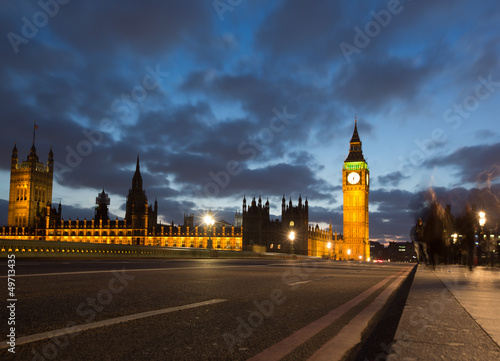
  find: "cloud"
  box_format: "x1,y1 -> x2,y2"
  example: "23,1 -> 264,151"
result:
255,0 -> 342,67
424,142 -> 500,185
333,57 -> 434,113
377,171 -> 409,187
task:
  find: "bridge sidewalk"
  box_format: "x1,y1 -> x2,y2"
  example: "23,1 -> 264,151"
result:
388,264 -> 500,361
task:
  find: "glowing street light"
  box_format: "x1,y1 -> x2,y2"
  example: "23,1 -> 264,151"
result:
204,215 -> 215,249
289,231 -> 295,256
327,242 -> 331,260
479,212 -> 486,227
478,211 -> 488,265
203,215 -> 215,226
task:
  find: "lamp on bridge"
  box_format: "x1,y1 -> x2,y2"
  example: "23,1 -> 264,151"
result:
289,231 -> 295,256
479,212 -> 486,227
204,214 -> 215,249
478,211 -> 487,265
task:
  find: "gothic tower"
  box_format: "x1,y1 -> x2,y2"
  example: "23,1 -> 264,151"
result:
242,195 -> 270,247
342,118 -> 370,260
8,142 -> 54,228
281,195 -> 309,255
95,189 -> 110,223
125,155 -> 153,230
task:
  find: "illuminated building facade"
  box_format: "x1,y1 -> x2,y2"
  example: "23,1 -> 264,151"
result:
3,136 -> 347,257
7,143 -> 53,228
342,119 -> 370,260
241,194 -> 338,256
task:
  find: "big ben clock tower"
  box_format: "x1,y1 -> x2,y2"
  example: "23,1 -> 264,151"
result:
342,118 -> 370,261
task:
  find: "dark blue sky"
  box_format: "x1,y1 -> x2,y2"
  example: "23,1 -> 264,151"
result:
1,0 -> 499,243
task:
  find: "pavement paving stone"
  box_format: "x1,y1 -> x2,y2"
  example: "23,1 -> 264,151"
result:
388,266 -> 500,361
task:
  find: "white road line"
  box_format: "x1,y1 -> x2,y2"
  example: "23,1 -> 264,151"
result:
0,264 -> 269,278
287,276 -> 331,287
248,266 -> 413,361
308,267 -> 413,361
287,279 -> 315,286
0,299 -> 227,349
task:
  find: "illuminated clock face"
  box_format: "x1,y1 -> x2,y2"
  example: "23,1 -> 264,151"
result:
347,172 -> 360,184
366,173 -> 369,186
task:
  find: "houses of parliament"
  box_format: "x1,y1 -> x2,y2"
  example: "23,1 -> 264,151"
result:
2,121 -> 370,260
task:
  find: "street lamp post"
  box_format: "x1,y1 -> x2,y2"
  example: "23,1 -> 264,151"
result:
327,242 -> 331,260
289,231 -> 295,256
479,211 -> 487,266
204,215 -> 215,249
347,249 -> 351,260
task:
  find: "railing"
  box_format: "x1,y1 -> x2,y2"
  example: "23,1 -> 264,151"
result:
0,239 -> 313,260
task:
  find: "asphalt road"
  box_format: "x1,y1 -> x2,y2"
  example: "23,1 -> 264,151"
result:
1,258 -> 414,360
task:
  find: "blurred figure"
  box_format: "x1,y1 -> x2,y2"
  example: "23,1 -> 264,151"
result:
424,202 -> 446,266
410,218 -> 428,265
457,205 -> 476,270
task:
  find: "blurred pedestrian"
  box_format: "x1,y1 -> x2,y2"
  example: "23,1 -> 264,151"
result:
458,205 -> 476,270
410,218 -> 428,265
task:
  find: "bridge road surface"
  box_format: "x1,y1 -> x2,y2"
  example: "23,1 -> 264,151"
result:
1,259 -> 413,360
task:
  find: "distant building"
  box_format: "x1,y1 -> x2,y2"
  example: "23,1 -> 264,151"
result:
95,189 -> 110,223
125,155 -> 157,231
384,241 -> 416,262
3,143 -> 242,248
240,194 -> 346,257
241,195 -> 310,254
183,213 -> 194,228
342,118 -> 370,261
234,210 -> 243,227
281,195 -> 309,255
7,143 -> 53,228
370,241 -> 385,260
2,131 -> 356,257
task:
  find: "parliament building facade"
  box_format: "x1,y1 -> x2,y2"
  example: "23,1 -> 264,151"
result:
2,120 -> 369,259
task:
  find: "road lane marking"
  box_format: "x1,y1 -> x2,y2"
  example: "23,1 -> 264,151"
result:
0,299 -> 226,349
286,276 -> 332,287
248,267 -> 413,361
0,264 -> 269,278
308,266 -> 413,361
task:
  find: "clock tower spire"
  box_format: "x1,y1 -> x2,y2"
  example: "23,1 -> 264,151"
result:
346,116 -> 365,162
342,117 -> 370,261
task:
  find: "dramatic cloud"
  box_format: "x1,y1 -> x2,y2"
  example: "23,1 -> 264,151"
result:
378,171 -> 409,187
424,143 -> 500,186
